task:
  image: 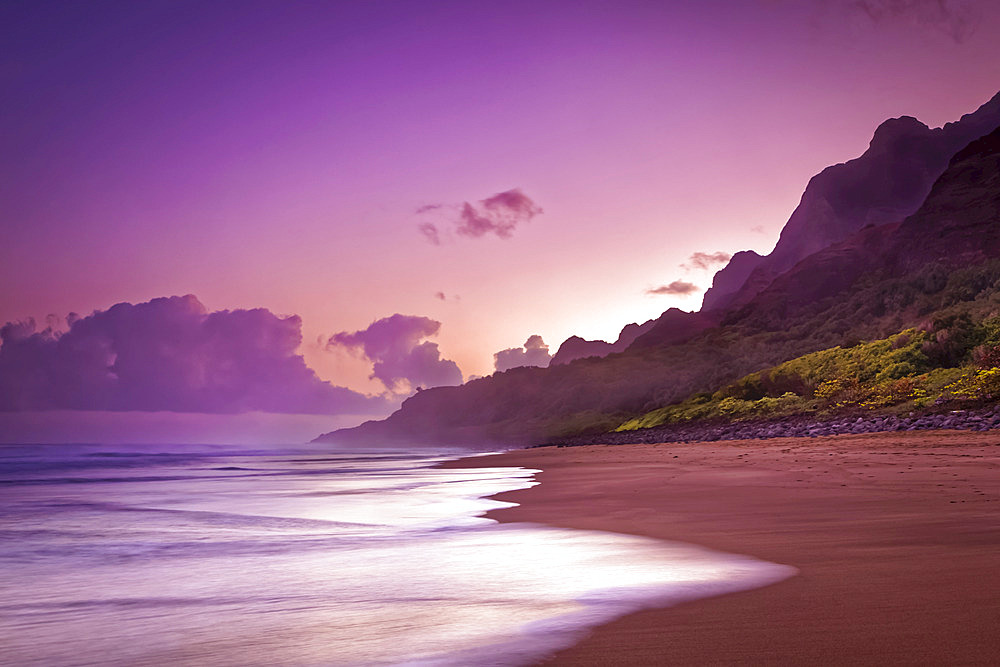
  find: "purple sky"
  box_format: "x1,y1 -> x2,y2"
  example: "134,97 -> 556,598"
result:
3,0 -> 1000,436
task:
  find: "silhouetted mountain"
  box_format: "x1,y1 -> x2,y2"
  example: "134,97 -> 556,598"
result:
617,126 -> 1000,434
703,92 -> 1000,313
888,125 -> 1000,271
726,123 -> 1000,331
626,308 -> 717,350
550,319 -> 655,365
549,336 -> 614,365
700,250 -> 764,311
552,93 -> 1000,369
551,308 -> 716,366
315,93 -> 1000,448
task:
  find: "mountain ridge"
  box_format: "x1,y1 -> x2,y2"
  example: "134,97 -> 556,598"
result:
702,91 -> 1000,313
549,318 -> 656,365
315,93 -> 1000,447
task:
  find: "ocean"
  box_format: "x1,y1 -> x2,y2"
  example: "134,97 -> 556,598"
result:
0,442 -> 794,666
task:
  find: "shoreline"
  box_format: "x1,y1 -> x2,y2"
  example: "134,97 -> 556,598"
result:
545,405 -> 1000,447
443,430 -> 1000,665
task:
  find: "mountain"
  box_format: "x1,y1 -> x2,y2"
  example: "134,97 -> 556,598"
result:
315,93 -> 1000,448
554,94 -> 1000,366
728,123 -> 1000,333
618,126 -> 1000,433
700,250 -> 764,311
887,126 -> 1000,271
550,308 -> 716,365
701,92 -> 1000,313
626,308 -> 718,350
549,318 -> 656,365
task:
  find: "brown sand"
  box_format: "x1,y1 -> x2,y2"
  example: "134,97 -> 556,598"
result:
443,430 -> 1000,665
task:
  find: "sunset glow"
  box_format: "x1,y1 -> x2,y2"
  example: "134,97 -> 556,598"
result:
4,0 -> 1000,423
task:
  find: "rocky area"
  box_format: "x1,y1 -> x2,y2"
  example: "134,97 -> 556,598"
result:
543,407 -> 1000,447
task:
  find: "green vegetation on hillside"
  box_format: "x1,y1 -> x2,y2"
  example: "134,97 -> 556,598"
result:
442,259 -> 1000,442
330,258 -> 1000,444
618,312 -> 1000,431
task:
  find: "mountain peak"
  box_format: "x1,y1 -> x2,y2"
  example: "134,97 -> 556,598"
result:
700,92 -> 1000,315
868,116 -> 929,149
701,250 -> 766,312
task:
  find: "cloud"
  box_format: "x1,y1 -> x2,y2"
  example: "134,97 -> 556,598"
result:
416,188 -> 542,243
418,222 -> 441,245
750,224 -> 766,234
788,0 -> 982,42
494,335 -> 552,372
434,291 -> 447,301
849,0 -> 980,42
457,190 -> 542,239
647,281 -> 699,296
684,251 -> 732,271
327,314 -> 463,393
0,295 -> 385,414
765,0 -> 982,43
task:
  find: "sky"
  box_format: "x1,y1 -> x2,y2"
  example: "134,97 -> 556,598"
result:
3,0 -> 1000,439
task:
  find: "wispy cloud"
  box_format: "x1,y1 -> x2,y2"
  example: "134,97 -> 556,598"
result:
683,251 -> 732,271
416,188 -> 542,244
647,280 -> 699,296
418,222 -> 441,245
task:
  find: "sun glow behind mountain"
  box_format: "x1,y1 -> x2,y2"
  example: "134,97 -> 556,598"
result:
4,1 -> 1000,441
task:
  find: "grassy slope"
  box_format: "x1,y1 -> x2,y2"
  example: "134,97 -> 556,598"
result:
617,274 -> 1000,432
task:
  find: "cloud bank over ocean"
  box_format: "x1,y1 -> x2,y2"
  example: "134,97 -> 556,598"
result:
0,295 -> 384,414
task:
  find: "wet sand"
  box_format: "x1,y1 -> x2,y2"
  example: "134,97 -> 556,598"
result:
444,430 -> 1000,665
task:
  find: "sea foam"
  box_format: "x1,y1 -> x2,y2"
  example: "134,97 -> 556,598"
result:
0,443 -> 795,665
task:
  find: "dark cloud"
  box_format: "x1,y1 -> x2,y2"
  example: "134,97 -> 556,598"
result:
0,295 -> 384,414
494,335 -> 552,372
684,251 -> 732,271
850,0 -> 980,42
647,281 -> 699,296
434,291 -> 447,301
416,188 -> 542,243
784,0 -> 982,42
765,0 -> 982,43
327,314 -> 463,393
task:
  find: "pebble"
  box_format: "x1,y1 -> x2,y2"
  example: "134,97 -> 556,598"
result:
542,407 -> 1000,447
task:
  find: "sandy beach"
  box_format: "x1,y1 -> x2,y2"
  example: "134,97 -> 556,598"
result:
444,430 -> 1000,665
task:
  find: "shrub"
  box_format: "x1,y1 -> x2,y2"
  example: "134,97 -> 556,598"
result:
945,367 -> 1000,402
